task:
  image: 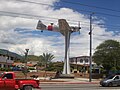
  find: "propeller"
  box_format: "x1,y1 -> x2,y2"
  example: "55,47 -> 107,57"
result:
78,21 -> 81,34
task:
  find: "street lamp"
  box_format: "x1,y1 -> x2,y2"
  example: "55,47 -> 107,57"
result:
24,49 -> 29,79
25,49 -> 29,65
5,50 -> 9,71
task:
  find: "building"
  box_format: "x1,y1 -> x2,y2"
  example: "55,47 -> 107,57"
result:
0,49 -> 22,68
69,56 -> 96,73
70,56 -> 95,66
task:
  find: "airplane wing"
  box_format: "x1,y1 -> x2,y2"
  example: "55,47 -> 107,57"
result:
58,19 -> 81,35
58,19 -> 71,36
58,19 -> 71,31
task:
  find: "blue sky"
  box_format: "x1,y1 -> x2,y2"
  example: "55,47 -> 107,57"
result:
58,0 -> 120,33
0,0 -> 119,61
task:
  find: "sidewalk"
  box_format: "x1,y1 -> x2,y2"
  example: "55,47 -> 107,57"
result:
39,77 -> 100,84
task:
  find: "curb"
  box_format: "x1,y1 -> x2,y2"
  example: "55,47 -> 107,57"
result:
40,81 -> 99,84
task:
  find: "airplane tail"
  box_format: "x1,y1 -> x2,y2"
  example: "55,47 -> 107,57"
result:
36,20 -> 47,30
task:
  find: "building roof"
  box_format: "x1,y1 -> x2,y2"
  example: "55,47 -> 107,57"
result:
70,56 -> 90,59
13,62 -> 35,67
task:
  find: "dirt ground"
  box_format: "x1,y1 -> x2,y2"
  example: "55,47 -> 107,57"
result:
14,71 -> 89,79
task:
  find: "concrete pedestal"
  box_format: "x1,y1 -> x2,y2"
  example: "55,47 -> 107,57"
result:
59,74 -> 74,79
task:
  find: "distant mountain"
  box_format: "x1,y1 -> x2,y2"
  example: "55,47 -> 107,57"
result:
0,49 -> 23,60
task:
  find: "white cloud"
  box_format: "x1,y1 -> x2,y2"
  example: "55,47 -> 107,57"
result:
0,0 -> 119,61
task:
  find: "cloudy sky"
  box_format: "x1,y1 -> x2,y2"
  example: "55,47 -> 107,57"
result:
0,0 -> 120,61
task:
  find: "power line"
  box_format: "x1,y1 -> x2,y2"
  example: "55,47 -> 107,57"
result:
0,10 -> 58,20
14,0 -> 53,6
97,23 -> 120,28
15,0 -> 120,13
1,10 -> 120,29
61,0 -> 120,13
62,5 -> 120,18
0,10 -> 88,23
7,1 -> 120,29
12,0 -> 120,18
2,1 -> 120,28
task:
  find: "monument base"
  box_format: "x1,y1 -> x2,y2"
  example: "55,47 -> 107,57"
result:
59,74 -> 74,79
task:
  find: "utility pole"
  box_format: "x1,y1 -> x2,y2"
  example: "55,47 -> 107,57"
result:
89,13 -> 94,82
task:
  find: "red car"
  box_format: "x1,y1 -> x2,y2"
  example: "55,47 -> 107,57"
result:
0,72 -> 41,90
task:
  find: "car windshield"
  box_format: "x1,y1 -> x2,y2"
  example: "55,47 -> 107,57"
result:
106,75 -> 114,79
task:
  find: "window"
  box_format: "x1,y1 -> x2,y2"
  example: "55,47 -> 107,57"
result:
85,59 -> 88,63
70,60 -> 74,63
11,57 -> 14,60
4,64 -> 6,68
80,59 -> 83,63
2,73 -> 13,79
77,58 -> 80,62
73,58 -> 76,62
107,75 -> 114,79
114,76 -> 119,80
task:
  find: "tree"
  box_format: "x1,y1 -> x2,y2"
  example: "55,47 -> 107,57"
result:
93,40 -> 120,73
39,53 -> 55,77
27,55 -> 39,61
39,53 -> 55,69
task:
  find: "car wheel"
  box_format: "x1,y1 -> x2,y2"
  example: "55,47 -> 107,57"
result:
23,86 -> 33,90
108,82 -> 113,87
101,85 -> 105,87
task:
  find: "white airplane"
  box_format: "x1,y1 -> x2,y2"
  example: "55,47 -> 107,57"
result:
36,19 -> 81,35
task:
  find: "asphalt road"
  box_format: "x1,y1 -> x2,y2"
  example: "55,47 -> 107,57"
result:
35,83 -> 120,90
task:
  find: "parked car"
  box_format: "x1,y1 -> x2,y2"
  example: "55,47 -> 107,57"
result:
100,74 -> 120,87
12,67 -> 22,71
0,72 -> 41,90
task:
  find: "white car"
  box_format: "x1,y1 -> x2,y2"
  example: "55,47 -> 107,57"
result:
100,74 -> 120,87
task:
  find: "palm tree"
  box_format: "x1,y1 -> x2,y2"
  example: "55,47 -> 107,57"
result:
39,53 -> 55,77
40,53 -> 55,68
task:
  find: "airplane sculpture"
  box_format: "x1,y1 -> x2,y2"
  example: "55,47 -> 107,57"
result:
36,19 -> 81,75
36,19 -> 81,35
